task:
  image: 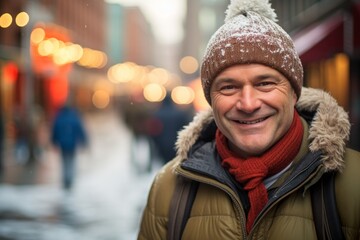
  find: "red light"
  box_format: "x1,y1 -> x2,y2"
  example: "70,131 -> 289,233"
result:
2,62 -> 19,84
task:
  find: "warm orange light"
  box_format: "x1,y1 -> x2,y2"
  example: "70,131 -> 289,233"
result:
31,28 -> 46,44
66,44 -> 84,62
143,83 -> 166,102
148,68 -> 169,84
77,48 -> 107,69
179,56 -> 199,74
188,78 -> 210,111
107,62 -> 138,83
15,12 -> 29,27
2,62 -> 19,84
30,24 -> 72,75
0,13 -> 12,28
171,86 -> 195,105
48,76 -> 68,108
92,90 -> 110,109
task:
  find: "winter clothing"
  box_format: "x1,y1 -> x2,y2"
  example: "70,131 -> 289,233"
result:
51,106 -> 87,189
151,95 -> 192,164
51,106 -> 87,153
201,0 -> 303,104
137,87 -> 360,239
216,110 -> 303,233
138,0 -> 360,239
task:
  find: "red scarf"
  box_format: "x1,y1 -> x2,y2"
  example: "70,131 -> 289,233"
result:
215,111 -> 303,233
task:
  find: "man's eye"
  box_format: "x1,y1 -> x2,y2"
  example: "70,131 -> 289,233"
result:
219,85 -> 237,94
220,85 -> 235,90
257,81 -> 277,89
258,82 -> 273,86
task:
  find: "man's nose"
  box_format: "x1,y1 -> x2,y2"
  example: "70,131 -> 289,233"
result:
235,86 -> 261,113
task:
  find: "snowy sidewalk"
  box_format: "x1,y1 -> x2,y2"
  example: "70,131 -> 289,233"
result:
0,110 -> 161,240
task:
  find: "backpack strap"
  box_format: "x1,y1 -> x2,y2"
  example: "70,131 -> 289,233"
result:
167,176 -> 199,240
311,171 -> 345,240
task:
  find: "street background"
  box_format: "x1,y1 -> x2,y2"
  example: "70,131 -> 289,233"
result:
0,109 -> 161,240
1,0 -> 360,239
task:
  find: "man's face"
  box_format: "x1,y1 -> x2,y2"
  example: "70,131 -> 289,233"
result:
210,64 -> 297,158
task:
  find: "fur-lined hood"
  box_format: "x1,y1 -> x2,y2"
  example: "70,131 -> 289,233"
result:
175,87 -> 350,172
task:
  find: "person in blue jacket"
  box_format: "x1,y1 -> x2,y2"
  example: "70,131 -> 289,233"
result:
51,105 -> 87,190
150,94 -> 192,164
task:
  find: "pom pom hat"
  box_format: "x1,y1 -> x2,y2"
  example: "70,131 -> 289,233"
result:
201,0 -> 303,104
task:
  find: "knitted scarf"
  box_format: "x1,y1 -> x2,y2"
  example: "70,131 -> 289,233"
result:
215,111 -> 303,233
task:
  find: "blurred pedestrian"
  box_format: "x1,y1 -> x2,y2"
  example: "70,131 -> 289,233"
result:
122,96 -> 157,172
13,109 -> 30,164
51,104 -> 87,190
31,105 -> 50,162
150,94 -> 192,164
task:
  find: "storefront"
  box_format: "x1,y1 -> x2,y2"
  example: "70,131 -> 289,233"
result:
293,2 -> 360,150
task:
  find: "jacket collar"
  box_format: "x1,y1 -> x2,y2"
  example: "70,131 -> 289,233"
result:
175,87 -> 350,172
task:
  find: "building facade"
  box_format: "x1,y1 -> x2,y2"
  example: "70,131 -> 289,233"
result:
0,0 -> 157,164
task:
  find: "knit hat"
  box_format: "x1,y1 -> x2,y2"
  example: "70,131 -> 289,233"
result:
201,0 -> 303,104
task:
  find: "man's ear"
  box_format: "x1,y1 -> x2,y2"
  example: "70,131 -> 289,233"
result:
292,89 -> 298,106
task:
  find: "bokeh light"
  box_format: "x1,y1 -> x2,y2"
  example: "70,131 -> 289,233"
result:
15,12 -> 29,27
77,48 -> 107,69
171,86 -> 195,105
143,83 -> 166,102
0,13 -> 12,28
188,78 -> 210,111
30,28 -> 46,44
148,67 -> 169,85
179,56 -> 199,74
92,90 -> 110,109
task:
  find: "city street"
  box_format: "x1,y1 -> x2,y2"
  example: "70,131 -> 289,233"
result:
0,110 -> 161,240
2,0 -> 359,239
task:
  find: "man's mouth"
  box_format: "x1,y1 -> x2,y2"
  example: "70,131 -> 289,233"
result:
235,117 -> 268,125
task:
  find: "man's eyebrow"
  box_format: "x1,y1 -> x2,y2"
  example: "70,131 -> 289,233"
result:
214,77 -> 237,83
255,73 -> 282,82
212,77 -> 236,87
214,73 -> 281,82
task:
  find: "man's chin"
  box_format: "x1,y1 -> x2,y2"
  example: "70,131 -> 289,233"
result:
229,139 -> 271,158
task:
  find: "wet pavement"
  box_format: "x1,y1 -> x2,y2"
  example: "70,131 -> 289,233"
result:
0,110 -> 161,240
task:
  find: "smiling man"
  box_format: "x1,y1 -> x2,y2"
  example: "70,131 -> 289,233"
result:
211,64 -> 297,158
137,0 -> 360,239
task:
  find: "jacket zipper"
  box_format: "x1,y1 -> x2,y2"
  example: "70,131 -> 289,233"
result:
176,168 -> 248,239
249,154 -> 322,237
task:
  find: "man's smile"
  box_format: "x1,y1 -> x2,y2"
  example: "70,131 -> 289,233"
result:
233,117 -> 269,125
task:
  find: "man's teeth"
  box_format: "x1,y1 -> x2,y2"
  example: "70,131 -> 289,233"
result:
237,118 -> 266,124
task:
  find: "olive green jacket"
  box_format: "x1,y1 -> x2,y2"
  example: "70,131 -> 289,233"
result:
138,87 -> 360,240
